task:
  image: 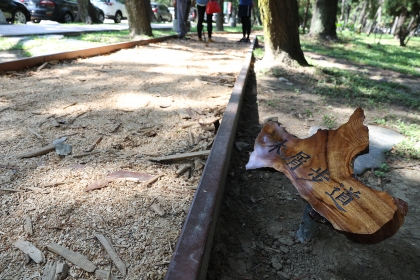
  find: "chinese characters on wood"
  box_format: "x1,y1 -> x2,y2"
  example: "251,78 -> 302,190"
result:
246,108 -> 407,244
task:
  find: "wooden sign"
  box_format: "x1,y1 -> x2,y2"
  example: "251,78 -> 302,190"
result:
246,108 -> 407,244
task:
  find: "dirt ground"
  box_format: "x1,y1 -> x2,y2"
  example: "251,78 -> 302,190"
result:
0,34 -> 250,279
1,34 -> 420,280
207,51 -> 420,279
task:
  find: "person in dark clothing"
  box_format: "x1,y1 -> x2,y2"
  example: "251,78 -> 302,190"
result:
237,0 -> 253,43
196,0 -> 214,42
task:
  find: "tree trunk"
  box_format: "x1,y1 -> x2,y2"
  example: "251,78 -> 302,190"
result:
125,0 -> 153,37
302,0 -> 310,34
390,16 -> 398,34
394,7 -> 408,43
76,0 -> 100,23
343,0 -> 350,27
355,1 -> 367,32
216,0 -> 224,31
366,6 -> 380,36
309,0 -> 338,40
260,0 -> 309,66
340,0 -> 345,21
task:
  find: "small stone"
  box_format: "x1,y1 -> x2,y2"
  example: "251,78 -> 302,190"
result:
159,102 -> 172,108
278,77 -> 289,82
278,237 -> 294,246
286,82 -> 294,86
235,141 -> 249,151
271,257 -> 283,271
280,246 -> 289,253
303,246 -> 311,253
277,271 -> 290,279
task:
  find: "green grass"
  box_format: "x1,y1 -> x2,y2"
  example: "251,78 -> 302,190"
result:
312,67 -> 420,110
301,32 -> 420,77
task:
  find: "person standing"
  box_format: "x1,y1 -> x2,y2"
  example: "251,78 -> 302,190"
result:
238,0 -> 253,43
196,0 -> 214,42
174,0 -> 190,40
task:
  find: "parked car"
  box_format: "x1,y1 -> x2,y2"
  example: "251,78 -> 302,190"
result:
91,0 -> 127,23
24,0 -> 104,24
0,0 -> 31,24
188,7 -> 196,22
151,2 -> 172,22
168,6 -> 174,19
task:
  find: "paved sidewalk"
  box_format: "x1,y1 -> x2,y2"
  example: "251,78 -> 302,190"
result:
0,21 -> 172,37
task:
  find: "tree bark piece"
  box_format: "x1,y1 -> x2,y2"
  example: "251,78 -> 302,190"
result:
14,240 -> 45,263
94,234 -> 126,276
246,108 -> 407,244
46,242 -> 96,272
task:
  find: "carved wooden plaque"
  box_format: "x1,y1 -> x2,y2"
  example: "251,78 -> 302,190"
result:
246,108 -> 407,244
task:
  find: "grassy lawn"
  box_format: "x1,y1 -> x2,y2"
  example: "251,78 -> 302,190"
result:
300,31 -> 420,77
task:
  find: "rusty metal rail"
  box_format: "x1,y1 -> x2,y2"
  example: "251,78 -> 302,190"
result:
0,35 -> 177,72
165,39 -> 256,280
0,35 -> 257,279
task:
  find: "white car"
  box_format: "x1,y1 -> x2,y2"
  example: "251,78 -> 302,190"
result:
91,0 -> 128,23
168,7 -> 174,19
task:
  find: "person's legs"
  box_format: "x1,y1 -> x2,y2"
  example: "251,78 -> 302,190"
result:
243,16 -> 251,39
177,0 -> 188,38
206,13 -> 213,39
241,16 -> 246,38
197,5 -> 206,40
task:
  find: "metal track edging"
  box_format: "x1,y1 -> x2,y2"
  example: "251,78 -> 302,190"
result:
0,35 -> 177,72
164,38 -> 257,280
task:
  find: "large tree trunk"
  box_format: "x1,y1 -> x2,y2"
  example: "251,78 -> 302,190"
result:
260,0 -> 309,66
76,0 -> 100,23
125,0 -> 153,37
216,0 -> 224,31
309,0 -> 338,40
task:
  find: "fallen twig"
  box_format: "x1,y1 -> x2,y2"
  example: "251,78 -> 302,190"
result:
0,188 -> 26,192
68,110 -> 89,124
149,150 -> 210,162
37,62 -> 48,71
0,106 -> 12,113
26,127 -> 44,140
85,136 -> 103,152
71,151 -> 100,158
17,144 -> 55,159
